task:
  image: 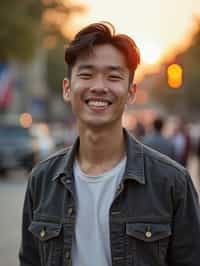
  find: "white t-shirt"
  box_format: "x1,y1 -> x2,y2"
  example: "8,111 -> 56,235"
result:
71,157 -> 127,266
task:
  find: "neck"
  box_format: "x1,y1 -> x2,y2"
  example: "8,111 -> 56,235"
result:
77,125 -> 126,175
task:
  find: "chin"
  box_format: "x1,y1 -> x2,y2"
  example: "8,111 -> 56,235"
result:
83,118 -> 119,129
86,121 -> 109,128
77,113 -> 121,128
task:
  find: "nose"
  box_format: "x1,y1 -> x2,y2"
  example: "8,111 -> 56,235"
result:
89,76 -> 108,94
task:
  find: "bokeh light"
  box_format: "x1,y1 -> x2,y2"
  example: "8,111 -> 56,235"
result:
19,113 -> 33,128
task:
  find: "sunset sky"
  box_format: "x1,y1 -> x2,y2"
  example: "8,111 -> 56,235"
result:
72,0 -> 200,67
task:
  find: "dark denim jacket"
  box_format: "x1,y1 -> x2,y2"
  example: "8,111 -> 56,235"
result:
19,131 -> 200,266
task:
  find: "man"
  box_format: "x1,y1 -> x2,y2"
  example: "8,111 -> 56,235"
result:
142,116 -> 175,159
171,119 -> 191,167
196,136 -> 200,178
19,22 -> 200,266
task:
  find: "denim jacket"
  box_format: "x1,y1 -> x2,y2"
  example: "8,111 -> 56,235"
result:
19,130 -> 200,266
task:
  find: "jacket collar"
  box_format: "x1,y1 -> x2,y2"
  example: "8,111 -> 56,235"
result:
52,129 -> 145,184
124,130 -> 145,184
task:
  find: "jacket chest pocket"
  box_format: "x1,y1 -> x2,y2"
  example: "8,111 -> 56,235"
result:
126,222 -> 171,266
28,221 -> 63,266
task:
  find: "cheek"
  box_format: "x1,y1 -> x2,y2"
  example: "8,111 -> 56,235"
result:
71,80 -> 89,95
111,85 -> 129,99
108,79 -> 129,92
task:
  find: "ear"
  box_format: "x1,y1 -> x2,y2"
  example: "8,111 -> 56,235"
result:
63,78 -> 71,102
127,83 -> 137,104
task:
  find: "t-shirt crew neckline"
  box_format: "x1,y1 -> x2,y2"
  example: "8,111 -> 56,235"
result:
74,156 -> 127,183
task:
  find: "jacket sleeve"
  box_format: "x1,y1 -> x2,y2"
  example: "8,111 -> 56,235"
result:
167,172 -> 200,266
19,177 -> 41,266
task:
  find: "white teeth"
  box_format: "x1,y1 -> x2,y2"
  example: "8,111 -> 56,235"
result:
87,101 -> 109,107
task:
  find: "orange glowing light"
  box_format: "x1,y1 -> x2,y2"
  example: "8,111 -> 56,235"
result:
19,113 -> 33,128
167,64 -> 183,89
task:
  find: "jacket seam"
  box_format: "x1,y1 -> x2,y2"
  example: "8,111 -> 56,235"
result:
143,145 -> 187,177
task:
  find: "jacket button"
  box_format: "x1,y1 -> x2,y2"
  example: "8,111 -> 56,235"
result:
68,207 -> 73,215
40,229 -> 46,238
145,231 -> 152,238
65,251 -> 70,259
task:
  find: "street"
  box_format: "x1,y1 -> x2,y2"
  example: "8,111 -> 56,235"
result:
0,170 -> 27,266
0,159 -> 199,266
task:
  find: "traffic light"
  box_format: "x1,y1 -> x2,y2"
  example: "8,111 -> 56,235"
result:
167,63 -> 183,89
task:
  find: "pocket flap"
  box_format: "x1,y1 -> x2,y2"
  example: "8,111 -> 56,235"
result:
126,223 -> 171,242
28,221 -> 62,241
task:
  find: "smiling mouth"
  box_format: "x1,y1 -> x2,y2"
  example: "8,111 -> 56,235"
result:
85,100 -> 112,107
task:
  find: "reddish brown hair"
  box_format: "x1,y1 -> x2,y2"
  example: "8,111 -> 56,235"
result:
65,22 -> 140,83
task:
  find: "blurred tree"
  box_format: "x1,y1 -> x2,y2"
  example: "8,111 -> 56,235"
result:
46,42 -> 66,92
0,0 -> 85,62
182,20 -> 200,112
149,18 -> 200,118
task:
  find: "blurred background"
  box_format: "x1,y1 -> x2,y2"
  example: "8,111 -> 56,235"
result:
0,0 -> 200,265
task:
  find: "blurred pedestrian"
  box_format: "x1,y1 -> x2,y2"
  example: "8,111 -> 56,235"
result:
19,22 -> 200,266
171,119 -> 191,167
131,120 -> 145,140
196,136 -> 200,177
142,116 -> 175,159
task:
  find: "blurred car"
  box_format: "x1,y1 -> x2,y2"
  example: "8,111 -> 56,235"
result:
0,124 -> 39,175
30,123 -> 55,161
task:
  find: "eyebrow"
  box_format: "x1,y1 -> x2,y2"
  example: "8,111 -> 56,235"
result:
77,64 -> 126,74
77,65 -> 93,71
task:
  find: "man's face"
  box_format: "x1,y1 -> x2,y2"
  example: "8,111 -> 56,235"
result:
63,44 -> 136,129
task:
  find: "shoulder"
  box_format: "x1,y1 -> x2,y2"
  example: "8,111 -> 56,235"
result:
128,131 -> 199,205
29,147 -> 71,186
33,147 -> 69,171
141,141 -> 191,190
128,132 -> 186,178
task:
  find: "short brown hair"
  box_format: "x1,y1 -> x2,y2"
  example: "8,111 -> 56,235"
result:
65,22 -> 140,83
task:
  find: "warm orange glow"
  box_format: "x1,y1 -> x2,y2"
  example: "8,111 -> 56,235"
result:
72,0 -> 200,76
42,9 -> 64,27
19,113 -> 33,128
139,41 -> 162,64
43,35 -> 57,49
167,64 -> 183,89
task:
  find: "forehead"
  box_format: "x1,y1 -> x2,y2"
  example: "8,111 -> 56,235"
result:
73,44 -> 128,71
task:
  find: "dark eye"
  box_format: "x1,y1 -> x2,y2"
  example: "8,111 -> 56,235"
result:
109,75 -> 122,81
78,73 -> 92,79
